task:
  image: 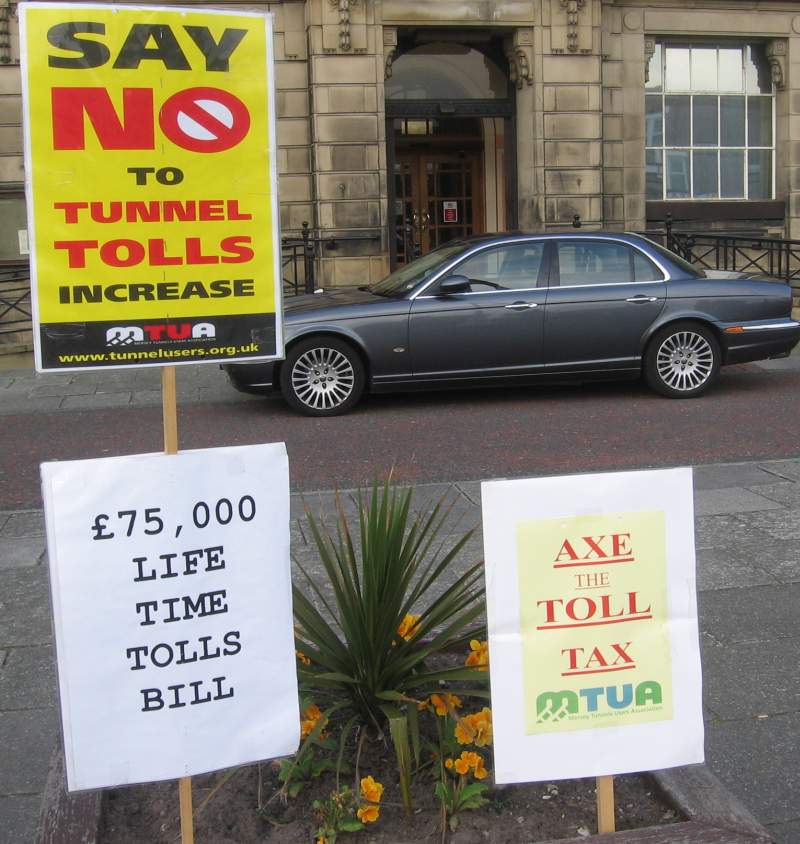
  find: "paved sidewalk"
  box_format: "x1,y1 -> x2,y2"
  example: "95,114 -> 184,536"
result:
1,461 -> 799,843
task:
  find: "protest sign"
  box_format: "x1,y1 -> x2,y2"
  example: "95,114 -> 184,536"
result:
482,467 -> 704,784
20,3 -> 281,371
41,442 -> 299,791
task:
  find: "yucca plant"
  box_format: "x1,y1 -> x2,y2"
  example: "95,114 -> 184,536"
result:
292,478 -> 488,812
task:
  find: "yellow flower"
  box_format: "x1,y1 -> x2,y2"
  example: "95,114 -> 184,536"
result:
316,837 -> 327,844
360,775 -> 384,804
296,650 -> 311,665
465,640 -> 489,671
444,758 -> 454,769
454,755 -> 470,775
455,708 -> 493,747
473,756 -> 488,780
396,613 -> 422,641
430,692 -> 461,716
357,805 -> 380,824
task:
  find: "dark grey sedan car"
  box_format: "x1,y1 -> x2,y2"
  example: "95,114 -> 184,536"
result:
224,232 -> 800,416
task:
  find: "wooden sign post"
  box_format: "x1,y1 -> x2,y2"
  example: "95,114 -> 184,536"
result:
161,364 -> 194,844
596,774 -> 615,833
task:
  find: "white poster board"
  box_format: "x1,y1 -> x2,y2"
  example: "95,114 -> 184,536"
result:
482,467 -> 704,783
41,443 -> 299,791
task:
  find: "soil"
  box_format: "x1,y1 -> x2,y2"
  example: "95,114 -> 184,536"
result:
100,748 -> 680,843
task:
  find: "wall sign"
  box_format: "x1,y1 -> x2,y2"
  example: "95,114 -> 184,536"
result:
482,468 -> 704,783
442,200 -> 458,223
42,443 -> 299,790
20,3 -> 282,371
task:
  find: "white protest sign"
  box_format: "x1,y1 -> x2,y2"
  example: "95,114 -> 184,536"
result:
41,443 -> 299,791
482,467 -> 704,783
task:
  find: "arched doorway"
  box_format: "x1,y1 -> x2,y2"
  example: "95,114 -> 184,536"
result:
385,35 -> 516,266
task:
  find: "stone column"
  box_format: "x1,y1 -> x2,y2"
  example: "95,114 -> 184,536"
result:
540,0 -> 603,229
307,0 -> 387,287
600,5 -> 646,231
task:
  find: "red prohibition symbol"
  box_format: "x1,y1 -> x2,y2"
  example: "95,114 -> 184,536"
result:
159,87 -> 251,153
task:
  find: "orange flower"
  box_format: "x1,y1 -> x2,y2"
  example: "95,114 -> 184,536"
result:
430,692 -> 461,716
473,756 -> 488,780
396,613 -> 422,641
444,758 -> 454,769
360,775 -> 384,804
357,805 -> 380,823
454,755 -> 470,775
296,650 -> 311,665
316,837 -> 326,844
465,640 -> 489,671
455,708 -> 493,747
450,751 -> 488,779
300,703 -> 325,738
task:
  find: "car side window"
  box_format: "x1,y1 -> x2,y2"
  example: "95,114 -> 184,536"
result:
633,250 -> 664,281
556,241 -> 633,285
444,243 -> 545,291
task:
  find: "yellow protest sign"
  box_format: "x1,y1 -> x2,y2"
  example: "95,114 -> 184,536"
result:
517,510 -> 672,735
21,3 -> 281,370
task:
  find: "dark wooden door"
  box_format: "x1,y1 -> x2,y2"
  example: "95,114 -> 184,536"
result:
395,152 -> 484,263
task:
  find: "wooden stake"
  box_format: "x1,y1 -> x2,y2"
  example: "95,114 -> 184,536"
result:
179,776 -> 194,844
162,365 -> 178,455
596,775 -> 616,834
161,366 -> 191,841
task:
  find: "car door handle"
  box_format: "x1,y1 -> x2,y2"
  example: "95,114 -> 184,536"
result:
625,295 -> 659,303
504,302 -> 538,310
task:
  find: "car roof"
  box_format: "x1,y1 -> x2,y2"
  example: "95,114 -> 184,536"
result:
454,231 -> 650,246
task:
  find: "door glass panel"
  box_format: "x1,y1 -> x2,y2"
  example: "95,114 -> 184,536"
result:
449,243 -> 545,291
633,251 -> 663,281
557,242 -> 633,286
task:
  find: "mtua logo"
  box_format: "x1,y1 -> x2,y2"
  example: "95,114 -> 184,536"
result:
536,681 -> 662,723
106,322 -> 215,346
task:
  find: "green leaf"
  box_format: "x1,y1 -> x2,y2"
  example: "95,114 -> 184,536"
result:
339,821 -> 364,832
380,703 -> 413,816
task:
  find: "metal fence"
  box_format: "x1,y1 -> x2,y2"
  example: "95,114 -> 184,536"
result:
281,221 -> 316,296
641,217 -> 800,284
0,263 -> 31,337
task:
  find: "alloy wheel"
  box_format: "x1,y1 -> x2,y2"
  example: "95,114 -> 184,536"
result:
290,346 -> 356,410
655,330 -> 715,392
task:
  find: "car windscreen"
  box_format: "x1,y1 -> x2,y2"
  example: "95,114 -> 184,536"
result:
640,237 -> 706,278
369,244 -> 468,297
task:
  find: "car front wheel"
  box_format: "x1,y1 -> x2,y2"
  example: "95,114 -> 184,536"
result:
645,322 -> 720,398
280,337 -> 365,416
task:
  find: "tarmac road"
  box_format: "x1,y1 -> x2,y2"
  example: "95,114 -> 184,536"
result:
1,357 -> 800,510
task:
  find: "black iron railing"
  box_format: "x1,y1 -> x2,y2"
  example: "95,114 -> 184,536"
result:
281,221 -> 316,296
0,263 -> 31,336
641,215 -> 800,284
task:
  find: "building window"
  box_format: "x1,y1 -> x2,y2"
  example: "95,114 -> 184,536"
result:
645,43 -> 774,201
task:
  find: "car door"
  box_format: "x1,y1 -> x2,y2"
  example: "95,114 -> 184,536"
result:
409,240 -> 548,380
544,238 -> 667,373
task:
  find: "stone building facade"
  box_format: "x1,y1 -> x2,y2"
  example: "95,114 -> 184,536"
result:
0,0 -> 798,296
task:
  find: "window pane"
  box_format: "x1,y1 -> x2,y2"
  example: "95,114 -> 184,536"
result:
718,48 -> 744,92
646,149 -> 663,199
646,95 -> 663,146
665,96 -> 690,146
455,243 -> 545,290
720,96 -> 745,146
720,150 -> 745,197
665,47 -> 690,91
748,150 -> 772,199
693,150 -> 718,197
666,150 -> 691,198
557,242 -> 632,285
633,251 -> 663,281
748,97 -> 772,146
745,44 -> 772,94
646,42 -> 662,92
691,48 -> 717,91
693,96 -> 718,145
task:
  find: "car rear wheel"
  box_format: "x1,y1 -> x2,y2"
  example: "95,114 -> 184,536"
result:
280,337 -> 365,416
645,322 -> 720,398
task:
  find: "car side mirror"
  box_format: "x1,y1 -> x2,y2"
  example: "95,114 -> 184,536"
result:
438,275 -> 471,295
